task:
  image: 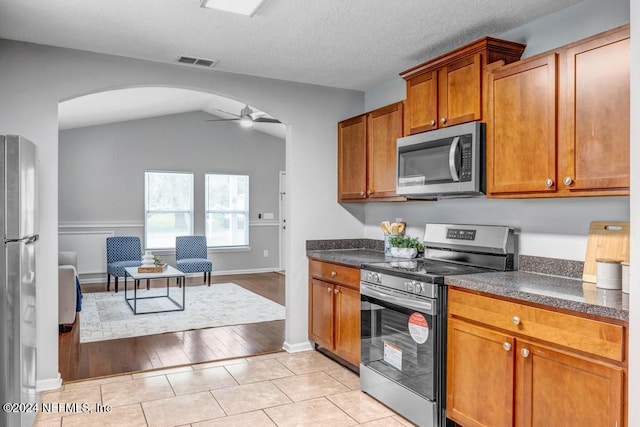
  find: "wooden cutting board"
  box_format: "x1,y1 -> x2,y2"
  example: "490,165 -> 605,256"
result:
582,221 -> 630,283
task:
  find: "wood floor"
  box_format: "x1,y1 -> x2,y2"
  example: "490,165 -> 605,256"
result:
58,272 -> 285,383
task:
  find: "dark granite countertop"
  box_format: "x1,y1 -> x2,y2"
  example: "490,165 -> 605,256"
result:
306,249 -> 389,268
306,241 -> 629,323
445,271 -> 629,322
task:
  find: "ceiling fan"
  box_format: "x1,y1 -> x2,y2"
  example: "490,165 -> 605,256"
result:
206,104 -> 282,128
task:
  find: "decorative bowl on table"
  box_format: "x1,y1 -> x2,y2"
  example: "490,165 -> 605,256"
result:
390,247 -> 418,258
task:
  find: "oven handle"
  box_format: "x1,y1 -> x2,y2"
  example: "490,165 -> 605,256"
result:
448,136 -> 460,182
361,283 -> 437,315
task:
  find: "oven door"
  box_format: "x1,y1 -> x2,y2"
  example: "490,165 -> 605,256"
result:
360,282 -> 438,401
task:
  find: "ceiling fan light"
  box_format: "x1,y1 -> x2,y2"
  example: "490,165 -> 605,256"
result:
200,0 -> 266,17
240,117 -> 254,128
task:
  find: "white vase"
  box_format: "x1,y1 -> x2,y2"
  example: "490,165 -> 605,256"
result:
142,251 -> 154,266
390,247 -> 418,258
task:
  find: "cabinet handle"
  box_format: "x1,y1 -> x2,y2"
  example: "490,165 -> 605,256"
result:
544,178 -> 554,188
521,348 -> 530,358
327,287 -> 332,293
331,271 -> 337,278
430,119 -> 436,126
512,316 -> 521,325
502,342 -> 512,351
334,289 -> 340,294
360,191 -> 365,196
563,176 -> 573,186
440,117 -> 447,125
367,190 -> 374,196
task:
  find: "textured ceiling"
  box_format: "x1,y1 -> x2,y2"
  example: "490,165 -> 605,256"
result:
0,0 -> 582,91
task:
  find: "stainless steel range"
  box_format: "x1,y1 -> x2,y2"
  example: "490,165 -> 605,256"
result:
360,223 -> 515,427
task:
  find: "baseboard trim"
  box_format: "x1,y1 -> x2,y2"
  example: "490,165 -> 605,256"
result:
79,267 -> 281,284
37,373 -> 62,392
282,340 -> 314,353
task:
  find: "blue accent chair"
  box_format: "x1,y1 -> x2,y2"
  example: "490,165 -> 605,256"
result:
175,235 -> 212,286
106,236 -> 142,293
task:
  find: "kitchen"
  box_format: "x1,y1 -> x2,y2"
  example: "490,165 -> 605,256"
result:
0,0 -> 638,426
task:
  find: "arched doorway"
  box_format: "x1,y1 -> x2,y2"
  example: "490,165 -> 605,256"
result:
57,86 -> 287,380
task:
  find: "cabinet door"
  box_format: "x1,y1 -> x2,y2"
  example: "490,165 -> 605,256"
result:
308,279 -> 334,349
406,71 -> 438,134
516,340 -> 624,427
447,318 -> 515,427
338,115 -> 367,201
487,53 -> 558,196
561,27 -> 630,193
333,285 -> 360,365
367,102 -> 403,199
438,54 -> 482,127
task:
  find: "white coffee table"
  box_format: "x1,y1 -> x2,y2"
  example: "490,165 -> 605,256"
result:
124,266 -> 186,315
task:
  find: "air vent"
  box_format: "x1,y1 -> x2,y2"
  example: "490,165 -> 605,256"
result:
175,56 -> 219,68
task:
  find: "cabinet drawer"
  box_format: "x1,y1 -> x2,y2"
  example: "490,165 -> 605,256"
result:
448,289 -> 625,362
309,259 -> 360,289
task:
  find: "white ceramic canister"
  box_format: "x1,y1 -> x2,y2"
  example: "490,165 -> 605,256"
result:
621,261 -> 630,293
596,259 -> 622,290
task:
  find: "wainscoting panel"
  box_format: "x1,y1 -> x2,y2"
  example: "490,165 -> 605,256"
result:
59,231 -> 114,275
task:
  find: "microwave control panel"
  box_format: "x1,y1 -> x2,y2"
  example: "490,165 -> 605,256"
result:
460,139 -> 472,182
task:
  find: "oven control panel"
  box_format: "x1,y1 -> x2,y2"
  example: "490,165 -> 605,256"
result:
361,269 -> 438,298
404,280 -> 426,294
364,271 -> 381,284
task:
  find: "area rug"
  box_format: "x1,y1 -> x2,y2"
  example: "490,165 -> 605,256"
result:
79,283 -> 285,343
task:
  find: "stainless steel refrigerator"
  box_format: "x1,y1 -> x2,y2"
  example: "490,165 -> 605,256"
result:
1,135 -> 38,427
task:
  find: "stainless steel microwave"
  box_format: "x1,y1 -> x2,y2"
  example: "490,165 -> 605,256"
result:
396,121 -> 485,198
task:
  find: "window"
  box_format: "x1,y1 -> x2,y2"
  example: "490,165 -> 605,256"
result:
205,174 -> 249,247
145,171 -> 194,249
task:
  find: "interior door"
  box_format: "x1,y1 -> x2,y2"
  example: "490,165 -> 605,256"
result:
279,170 -> 286,272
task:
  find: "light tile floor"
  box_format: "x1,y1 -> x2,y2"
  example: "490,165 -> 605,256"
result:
34,351 -> 417,427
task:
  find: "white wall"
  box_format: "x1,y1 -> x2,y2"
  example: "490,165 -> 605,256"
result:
363,0 -> 630,261
628,1 -> 638,424
59,111 -> 285,277
0,39 -> 364,388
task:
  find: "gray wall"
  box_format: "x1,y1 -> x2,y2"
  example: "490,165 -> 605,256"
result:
59,111 -> 284,277
362,0 -> 630,261
0,39 -> 363,389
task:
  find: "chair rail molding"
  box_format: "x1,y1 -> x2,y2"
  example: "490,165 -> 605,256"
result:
59,221 -> 144,229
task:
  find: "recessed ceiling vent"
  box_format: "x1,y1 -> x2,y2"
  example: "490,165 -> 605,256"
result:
175,56 -> 219,68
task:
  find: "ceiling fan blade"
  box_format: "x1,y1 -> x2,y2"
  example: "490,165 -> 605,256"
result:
206,118 -> 241,122
252,117 -> 282,124
209,108 -> 242,118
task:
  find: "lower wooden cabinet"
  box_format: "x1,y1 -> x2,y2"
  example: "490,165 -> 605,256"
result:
447,288 -> 627,427
516,340 -> 624,427
308,259 -> 360,366
447,319 -> 514,427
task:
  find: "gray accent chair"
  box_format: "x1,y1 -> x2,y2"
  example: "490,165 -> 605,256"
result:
58,251 -> 78,332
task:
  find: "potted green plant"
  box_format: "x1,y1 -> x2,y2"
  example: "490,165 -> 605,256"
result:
388,235 -> 425,258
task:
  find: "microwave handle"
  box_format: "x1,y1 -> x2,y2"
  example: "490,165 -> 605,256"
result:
448,136 -> 460,182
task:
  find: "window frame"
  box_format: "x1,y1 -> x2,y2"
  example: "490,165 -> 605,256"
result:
205,173 -> 250,248
144,170 -> 195,250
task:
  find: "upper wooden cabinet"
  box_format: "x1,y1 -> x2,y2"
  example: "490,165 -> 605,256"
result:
487,53 -> 559,195
338,102 -> 405,202
487,25 -> 630,198
400,38 -> 525,135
